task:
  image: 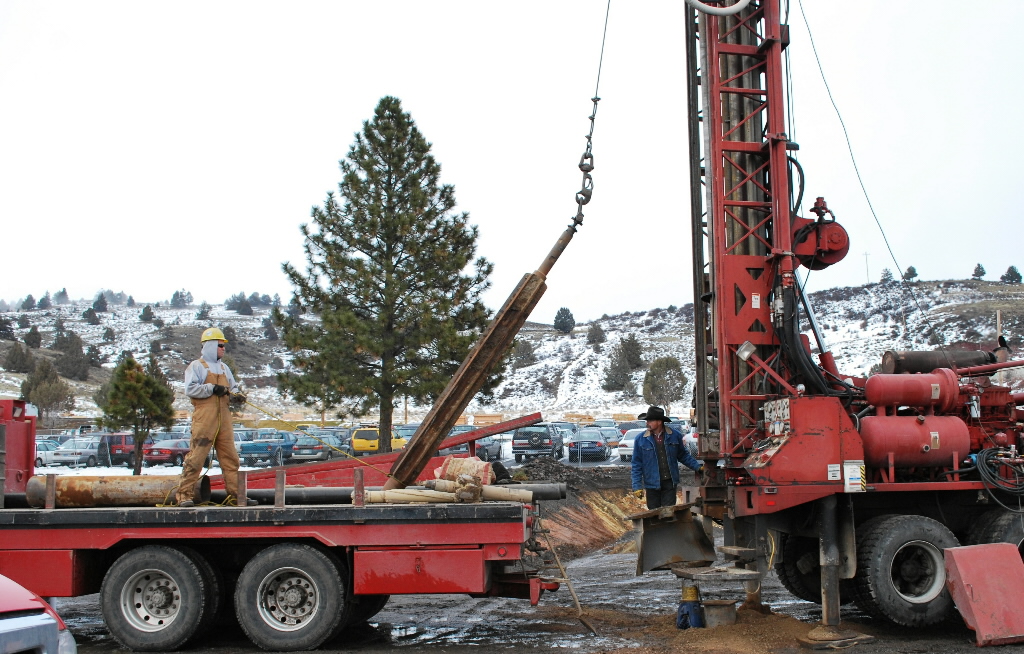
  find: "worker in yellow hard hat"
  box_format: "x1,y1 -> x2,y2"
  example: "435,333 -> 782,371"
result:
175,327 -> 255,507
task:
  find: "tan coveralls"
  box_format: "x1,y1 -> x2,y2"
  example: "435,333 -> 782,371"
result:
176,359 -> 241,503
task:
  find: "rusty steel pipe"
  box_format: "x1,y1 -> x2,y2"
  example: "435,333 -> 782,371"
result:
25,475 -> 210,508
953,358 -> 1024,378
881,350 -> 994,374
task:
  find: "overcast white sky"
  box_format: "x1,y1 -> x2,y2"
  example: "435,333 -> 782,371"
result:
2,1 -> 1022,323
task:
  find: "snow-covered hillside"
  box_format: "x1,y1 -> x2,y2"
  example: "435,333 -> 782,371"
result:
3,278 -> 1023,424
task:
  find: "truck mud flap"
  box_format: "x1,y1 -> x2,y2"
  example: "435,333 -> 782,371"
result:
628,503 -> 716,574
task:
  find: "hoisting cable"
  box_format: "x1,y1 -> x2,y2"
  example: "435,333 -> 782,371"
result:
975,448 -> 1024,514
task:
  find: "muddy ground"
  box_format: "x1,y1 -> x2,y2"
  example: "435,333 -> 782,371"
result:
62,460 -> 1022,653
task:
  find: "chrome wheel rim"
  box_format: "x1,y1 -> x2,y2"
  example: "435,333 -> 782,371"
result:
120,569 -> 181,632
889,539 -> 945,603
256,567 -> 320,631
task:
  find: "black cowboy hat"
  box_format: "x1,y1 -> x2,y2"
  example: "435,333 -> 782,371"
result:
638,406 -> 671,422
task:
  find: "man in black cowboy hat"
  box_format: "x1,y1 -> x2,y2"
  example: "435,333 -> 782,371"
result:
630,405 -> 703,510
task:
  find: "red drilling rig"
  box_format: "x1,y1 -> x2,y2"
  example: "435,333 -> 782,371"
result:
683,0 -> 1024,633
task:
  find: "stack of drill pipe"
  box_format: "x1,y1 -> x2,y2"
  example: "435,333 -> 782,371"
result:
26,475 -> 209,508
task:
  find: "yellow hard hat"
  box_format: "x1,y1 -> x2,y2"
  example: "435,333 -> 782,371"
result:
201,327 -> 228,343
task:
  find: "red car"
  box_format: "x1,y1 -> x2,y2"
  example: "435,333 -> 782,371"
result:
143,439 -> 191,466
0,573 -> 77,654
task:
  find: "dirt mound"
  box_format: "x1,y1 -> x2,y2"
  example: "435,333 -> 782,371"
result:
516,458 -> 630,492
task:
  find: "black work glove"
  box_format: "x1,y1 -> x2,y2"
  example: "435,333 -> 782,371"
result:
211,384 -> 229,397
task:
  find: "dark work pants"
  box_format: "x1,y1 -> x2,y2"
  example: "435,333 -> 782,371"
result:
645,479 -> 677,510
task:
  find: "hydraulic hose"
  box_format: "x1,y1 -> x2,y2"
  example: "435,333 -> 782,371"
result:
782,286 -> 829,395
686,0 -> 752,16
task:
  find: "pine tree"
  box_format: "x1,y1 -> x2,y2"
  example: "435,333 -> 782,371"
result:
24,325 -> 41,348
272,293 -> 281,308
139,305 -> 154,322
1001,266 -> 1022,284
170,290 -> 186,308
276,96 -> 498,452
103,327 -> 116,342
880,268 -> 894,284
54,331 -> 90,381
586,323 -> 606,345
53,288 -> 69,304
126,296 -> 136,308
86,345 -> 105,367
553,307 -> 575,335
100,355 -> 175,475
0,316 -> 14,341
237,299 -> 254,315
16,314 -> 29,329
82,307 -> 101,325
602,344 -> 635,393
93,293 -> 108,312
512,339 -> 537,369
24,360 -> 74,427
222,326 -> 239,352
3,342 -> 34,373
643,357 -> 687,415
903,266 -> 918,282
621,334 -> 644,369
37,292 -> 52,310
972,263 -> 986,280
195,302 -> 212,320
0,300 -> 8,312
21,295 -> 36,311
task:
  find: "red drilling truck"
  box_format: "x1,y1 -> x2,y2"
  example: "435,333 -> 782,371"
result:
0,402 -> 559,651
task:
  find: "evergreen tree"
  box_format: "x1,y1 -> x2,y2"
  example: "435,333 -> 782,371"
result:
553,307 -> 575,335
86,345 -> 105,367
0,300 -> 8,312
972,263 -> 986,280
276,96 -> 498,452
126,296 -> 136,308
21,295 -> 36,311
195,302 -> 212,320
37,292 -> 52,310
82,307 -> 101,325
0,316 -> 14,341
55,332 -> 90,381
247,292 -> 263,306
93,293 -> 108,312
621,334 -> 644,369
139,305 -> 154,322
512,339 -> 537,369
236,298 -> 254,315
260,293 -> 272,305
100,355 -> 175,475
903,266 -> 918,282
52,328 -> 81,354
222,326 -> 239,352
272,293 -> 281,308
24,325 -> 41,348
602,344 -> 636,393
586,322 -> 606,345
170,290 -> 186,308
103,327 -> 116,342
53,288 -> 69,304
261,317 -> 278,341
16,314 -> 29,329
1001,265 -> 1022,284
643,357 -> 687,415
3,342 -> 34,373
225,292 -> 247,311
53,317 -> 66,337
880,268 -> 894,284
24,360 -> 74,427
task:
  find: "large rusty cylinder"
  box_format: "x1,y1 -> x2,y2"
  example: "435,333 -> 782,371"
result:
858,416 -> 970,468
26,475 -> 210,508
881,349 -> 994,375
864,368 -> 960,412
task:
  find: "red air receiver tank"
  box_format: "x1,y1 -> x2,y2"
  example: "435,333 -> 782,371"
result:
864,368 -> 959,413
858,415 -> 969,468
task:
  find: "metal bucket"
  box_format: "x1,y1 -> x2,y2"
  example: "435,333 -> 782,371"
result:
702,599 -> 738,628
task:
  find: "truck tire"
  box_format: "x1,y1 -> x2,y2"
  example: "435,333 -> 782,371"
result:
347,594 -> 390,625
971,511 -> 1024,558
774,534 -> 856,605
100,545 -> 207,651
87,455 -> 97,467
175,547 -> 224,641
173,454 -> 184,467
853,515 -> 958,626
234,544 -> 349,651
35,457 -> 43,468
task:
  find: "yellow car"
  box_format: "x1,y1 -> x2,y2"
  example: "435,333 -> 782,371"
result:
350,427 -> 406,455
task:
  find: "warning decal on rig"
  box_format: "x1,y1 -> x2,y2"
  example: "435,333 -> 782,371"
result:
843,460 -> 865,493
827,464 -> 841,481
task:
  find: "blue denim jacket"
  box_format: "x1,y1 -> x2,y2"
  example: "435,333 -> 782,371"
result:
631,427 -> 702,490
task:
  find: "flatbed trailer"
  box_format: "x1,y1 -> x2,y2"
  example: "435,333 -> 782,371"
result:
0,403 -> 558,651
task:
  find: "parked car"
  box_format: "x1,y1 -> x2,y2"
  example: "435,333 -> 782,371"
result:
52,438 -> 101,467
143,439 -> 191,466
97,432 -> 155,466
567,428 -> 611,462
592,419 -> 618,428
549,421 -> 580,439
291,432 -> 348,462
440,433 -> 503,461
34,440 -> 60,467
0,573 -> 77,654
243,430 -> 298,466
617,419 -> 646,434
351,427 -> 404,456
600,427 -> 623,448
511,423 -> 565,463
394,423 -> 420,445
617,428 -> 646,462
